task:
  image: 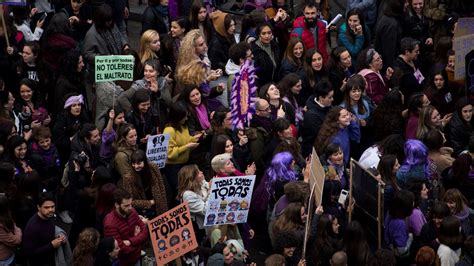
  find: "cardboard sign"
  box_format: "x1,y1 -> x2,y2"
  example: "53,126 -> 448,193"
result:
95,55 -> 134,82
204,175 -> 256,226
454,34 -> 474,80
454,18 -> 474,38
148,202 -> 198,265
146,134 -> 170,168
454,18 -> 474,80
309,148 -> 325,207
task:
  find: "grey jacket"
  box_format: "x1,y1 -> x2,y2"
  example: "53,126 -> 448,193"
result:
95,81 -> 125,130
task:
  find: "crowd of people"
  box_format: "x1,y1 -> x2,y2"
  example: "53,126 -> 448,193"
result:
0,0 -> 472,265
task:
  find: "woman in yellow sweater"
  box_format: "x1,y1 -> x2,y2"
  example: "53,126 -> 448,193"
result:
163,101 -> 201,201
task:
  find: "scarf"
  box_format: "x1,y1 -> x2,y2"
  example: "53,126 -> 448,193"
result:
255,40 -> 276,67
195,104 -> 210,130
99,26 -> 123,55
155,5 -> 169,29
251,115 -> 273,132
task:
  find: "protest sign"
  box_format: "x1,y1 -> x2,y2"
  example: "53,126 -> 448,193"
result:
454,34 -> 474,80
95,55 -> 134,82
146,134 -> 170,168
454,18 -> 474,80
204,175 -> 256,226
309,148 -> 325,206
148,202 -> 198,265
349,159 -> 384,249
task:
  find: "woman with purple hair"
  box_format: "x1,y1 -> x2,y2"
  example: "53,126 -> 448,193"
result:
396,139 -> 434,190
251,151 -> 298,218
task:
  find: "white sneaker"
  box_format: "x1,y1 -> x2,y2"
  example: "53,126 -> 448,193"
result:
59,211 -> 73,224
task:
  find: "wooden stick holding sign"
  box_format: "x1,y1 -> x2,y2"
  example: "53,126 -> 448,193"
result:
0,6 -> 10,48
302,181 -> 318,259
302,148 -> 325,259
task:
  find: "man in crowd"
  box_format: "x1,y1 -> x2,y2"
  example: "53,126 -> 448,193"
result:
23,192 -> 68,266
291,2 -> 328,62
104,188 -> 148,266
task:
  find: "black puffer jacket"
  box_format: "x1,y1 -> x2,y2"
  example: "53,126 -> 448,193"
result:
251,40 -> 280,87
301,96 -> 331,157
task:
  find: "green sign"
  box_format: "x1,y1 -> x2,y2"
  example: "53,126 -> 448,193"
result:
95,55 -> 134,82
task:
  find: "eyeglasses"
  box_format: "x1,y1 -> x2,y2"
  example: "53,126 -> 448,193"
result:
258,106 -> 271,112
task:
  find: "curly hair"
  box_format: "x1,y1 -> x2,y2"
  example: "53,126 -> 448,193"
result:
176,29 -> 205,71
175,58 -> 209,86
138,30 -> 160,65
314,106 -> 344,155
73,228 -> 100,266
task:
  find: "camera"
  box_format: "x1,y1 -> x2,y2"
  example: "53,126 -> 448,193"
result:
72,152 -> 89,165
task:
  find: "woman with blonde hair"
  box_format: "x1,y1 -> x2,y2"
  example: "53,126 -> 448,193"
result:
416,105 -> 451,140
138,29 -> 161,65
176,29 -> 208,70
175,30 -> 225,109
177,164 -> 209,243
72,227 -> 100,266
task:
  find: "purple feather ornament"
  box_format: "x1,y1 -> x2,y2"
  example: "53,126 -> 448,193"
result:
230,59 -> 257,129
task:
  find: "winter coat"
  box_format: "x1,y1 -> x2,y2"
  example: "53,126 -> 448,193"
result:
290,16 -> 328,62
347,0 -> 377,27
251,40 -> 280,87
446,113 -> 472,156
337,23 -> 369,66
375,15 -> 402,70
208,32 -> 236,71
301,96 -> 331,157
141,4 -> 169,35
358,69 -> 389,105
95,81 -> 124,130
392,56 -> 424,99
118,162 -> 168,215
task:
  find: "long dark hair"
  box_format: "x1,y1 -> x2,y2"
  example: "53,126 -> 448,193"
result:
130,150 -> 152,191
343,220 -> 371,265
377,154 -> 400,192
342,74 -> 366,114
303,48 -> 327,88
59,50 -> 84,84
0,195 -> 15,233
314,106 -> 344,155
165,101 -> 188,131
344,8 -> 370,48
189,0 -> 212,42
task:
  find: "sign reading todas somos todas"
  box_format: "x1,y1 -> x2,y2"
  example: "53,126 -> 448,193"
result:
146,134 -> 170,168
148,202 -> 198,265
95,55 -> 134,82
204,175 -> 256,226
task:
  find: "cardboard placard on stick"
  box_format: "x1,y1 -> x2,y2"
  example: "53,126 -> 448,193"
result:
95,55 -> 134,82
204,175 -> 256,226
146,134 -> 170,168
349,159 -> 385,249
148,202 -> 198,265
454,18 -> 474,80
309,148 -> 325,206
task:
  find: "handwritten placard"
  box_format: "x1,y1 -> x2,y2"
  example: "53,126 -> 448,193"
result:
95,55 -> 134,82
